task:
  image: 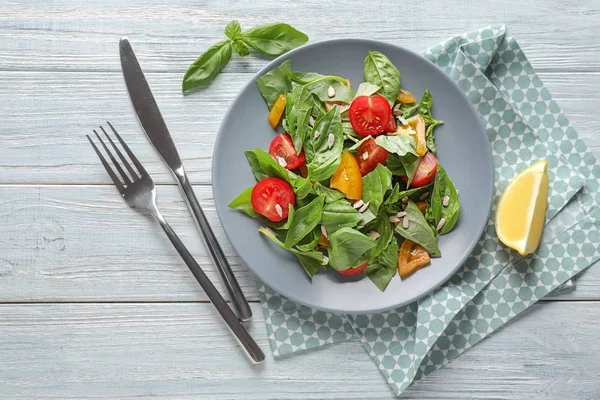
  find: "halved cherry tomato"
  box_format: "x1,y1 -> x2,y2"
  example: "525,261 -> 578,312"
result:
396,89 -> 416,104
330,151 -> 363,200
269,133 -> 306,170
398,239 -> 430,278
338,261 -> 369,276
251,177 -> 295,222
398,114 -> 426,156
384,115 -> 397,133
349,95 -> 391,136
268,94 -> 286,128
415,201 -> 428,214
401,152 -> 438,188
356,137 -> 389,176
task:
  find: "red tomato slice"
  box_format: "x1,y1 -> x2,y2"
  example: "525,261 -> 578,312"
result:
338,261 -> 369,276
384,115 -> 397,133
349,95 -> 392,136
251,178 -> 295,222
401,152 -> 438,187
269,133 -> 306,170
356,137 -> 389,176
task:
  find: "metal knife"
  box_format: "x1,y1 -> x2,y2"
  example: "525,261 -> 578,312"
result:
119,38 -> 253,322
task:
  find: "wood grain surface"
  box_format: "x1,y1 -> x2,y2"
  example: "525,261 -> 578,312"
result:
0,0 -> 599,398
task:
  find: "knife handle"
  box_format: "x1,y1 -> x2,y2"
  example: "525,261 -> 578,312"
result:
177,174 -> 253,322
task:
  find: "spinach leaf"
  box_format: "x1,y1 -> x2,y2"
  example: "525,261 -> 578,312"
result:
375,135 -> 417,157
426,130 -> 437,153
402,154 -> 421,187
395,200 -> 441,257
252,148 -> 313,199
321,199 -> 362,233
240,23 -> 308,56
362,164 -> 393,215
306,107 -> 344,182
282,68 -> 354,103
327,228 -> 376,271
269,204 -> 295,233
368,215 -> 395,259
182,40 -> 233,92
245,150 -> 268,180
347,135 -> 371,152
357,208 -> 377,229
417,88 -> 442,125
228,186 -> 261,218
363,51 -> 401,106
399,103 -> 419,119
381,183 -> 432,214
365,240 -> 399,292
355,82 -> 380,97
385,153 -> 406,176
431,164 -> 460,234
313,182 -> 346,203
256,60 -> 293,109
285,195 -> 325,247
296,227 -> 321,252
342,121 -> 361,142
259,227 -> 323,278
285,84 -> 314,153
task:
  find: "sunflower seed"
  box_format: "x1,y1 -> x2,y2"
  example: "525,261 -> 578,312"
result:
443,195 -> 450,207
320,224 -> 328,239
309,116 -> 315,127
396,211 -> 407,218
327,133 -> 335,148
314,130 -> 321,140
402,216 -> 410,229
402,196 -> 409,203
358,201 -> 371,213
353,199 -> 364,209
389,216 -> 401,223
398,116 -> 409,126
327,85 -> 336,98
339,105 -> 350,114
436,217 -> 446,232
419,191 -> 430,201
368,231 -> 380,240
275,204 -> 283,218
393,104 -> 402,116
276,156 -> 287,168
362,151 -> 369,160
321,255 -> 329,265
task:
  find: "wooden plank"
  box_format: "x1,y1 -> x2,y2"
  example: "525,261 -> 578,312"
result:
0,184 -> 597,302
0,301 -> 599,399
0,0 -> 599,73
0,71 -> 598,185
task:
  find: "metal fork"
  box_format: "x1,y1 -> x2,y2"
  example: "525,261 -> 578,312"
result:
87,122 -> 265,364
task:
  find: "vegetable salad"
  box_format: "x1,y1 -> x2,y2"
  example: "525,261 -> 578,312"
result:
229,51 -> 460,291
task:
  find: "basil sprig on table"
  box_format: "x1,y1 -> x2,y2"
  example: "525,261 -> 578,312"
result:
182,21 -> 308,92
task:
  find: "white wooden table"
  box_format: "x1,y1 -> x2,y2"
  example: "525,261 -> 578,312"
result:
1,1 -> 599,398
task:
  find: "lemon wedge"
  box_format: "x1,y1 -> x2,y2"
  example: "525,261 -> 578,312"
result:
495,160 -> 549,255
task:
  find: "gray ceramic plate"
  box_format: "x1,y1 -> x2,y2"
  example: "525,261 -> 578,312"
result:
213,39 -> 493,314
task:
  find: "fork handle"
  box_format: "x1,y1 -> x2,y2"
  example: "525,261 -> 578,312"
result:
177,177 -> 253,322
154,213 -> 265,364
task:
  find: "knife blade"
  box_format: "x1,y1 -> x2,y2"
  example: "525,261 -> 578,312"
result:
119,38 -> 253,322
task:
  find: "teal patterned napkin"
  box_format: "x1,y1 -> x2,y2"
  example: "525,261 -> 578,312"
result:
257,25 -> 600,395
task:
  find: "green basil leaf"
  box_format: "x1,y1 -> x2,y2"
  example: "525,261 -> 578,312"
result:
295,227 -> 321,252
362,163 -> 393,215
426,130 -> 437,153
232,40 -> 250,57
320,199 -> 362,233
285,84 -> 313,154
431,163 -> 460,234
244,150 -> 268,180
241,23 -> 308,56
285,195 -> 325,247
306,107 -> 344,182
355,82 -> 380,97
228,186 -> 261,218
256,60 -> 293,109
327,227 -> 376,271
365,240 -> 399,292
259,227 -> 322,278
363,51 -> 401,106
375,135 -> 417,157
313,182 -> 346,203
224,20 -> 242,40
182,40 -> 233,92
395,200 -> 441,257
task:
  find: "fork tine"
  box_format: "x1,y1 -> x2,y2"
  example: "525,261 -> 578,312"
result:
93,130 -> 131,185
87,135 -> 125,192
107,121 -> 148,177
100,125 -> 138,179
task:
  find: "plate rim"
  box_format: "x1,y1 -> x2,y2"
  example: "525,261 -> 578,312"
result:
212,38 -> 493,314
